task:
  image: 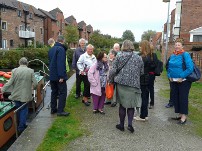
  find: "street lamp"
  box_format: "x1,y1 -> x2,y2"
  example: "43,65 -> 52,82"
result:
163,0 -> 171,64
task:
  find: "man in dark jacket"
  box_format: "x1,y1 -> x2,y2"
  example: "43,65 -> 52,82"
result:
72,38 -> 86,99
48,35 -> 69,116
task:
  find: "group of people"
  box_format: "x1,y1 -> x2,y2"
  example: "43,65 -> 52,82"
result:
71,38 -> 161,133
0,35 -> 194,135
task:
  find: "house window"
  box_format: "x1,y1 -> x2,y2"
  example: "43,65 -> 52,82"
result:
28,40 -> 32,46
18,10 -> 22,17
193,35 -> 202,42
26,26 -> 31,31
1,7 -> 6,12
29,13 -> 33,19
1,21 -> 7,30
10,40 -> 14,47
57,21 -> 60,27
2,39 -> 7,49
40,28 -> 43,34
19,25 -> 25,31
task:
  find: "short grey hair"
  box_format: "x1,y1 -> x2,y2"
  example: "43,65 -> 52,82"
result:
48,38 -> 55,45
79,38 -> 86,44
19,57 -> 28,65
57,35 -> 65,43
109,49 -> 117,56
113,43 -> 120,49
121,40 -> 134,51
86,44 -> 94,49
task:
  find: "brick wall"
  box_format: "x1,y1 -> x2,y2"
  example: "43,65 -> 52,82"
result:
169,9 -> 175,42
1,6 -> 44,48
162,42 -> 202,63
51,12 -> 65,40
180,0 -> 202,42
1,8 -> 25,48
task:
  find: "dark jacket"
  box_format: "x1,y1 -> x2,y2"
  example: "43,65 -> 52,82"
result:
139,54 -> 150,85
72,47 -> 86,74
147,53 -> 158,72
48,42 -> 67,81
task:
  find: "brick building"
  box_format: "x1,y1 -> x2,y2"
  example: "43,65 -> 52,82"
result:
78,21 -> 87,41
0,0 -> 45,49
162,0 -> 202,60
86,24 -> 93,42
39,7 -> 66,45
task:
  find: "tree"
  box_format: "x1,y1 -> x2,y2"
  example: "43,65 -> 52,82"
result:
122,30 -> 135,42
141,30 -> 156,41
65,25 -> 79,47
89,30 -> 121,50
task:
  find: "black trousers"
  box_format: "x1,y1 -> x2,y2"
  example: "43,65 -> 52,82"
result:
170,80 -> 192,115
50,80 -> 67,113
76,74 -> 90,97
148,74 -> 155,106
140,85 -> 149,119
169,81 -> 174,105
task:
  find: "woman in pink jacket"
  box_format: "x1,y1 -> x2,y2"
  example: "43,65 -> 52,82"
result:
88,52 -> 109,114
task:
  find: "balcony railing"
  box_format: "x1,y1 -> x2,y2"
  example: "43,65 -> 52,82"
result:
19,30 -> 35,38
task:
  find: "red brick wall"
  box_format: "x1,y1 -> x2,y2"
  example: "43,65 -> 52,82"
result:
162,42 -> 202,63
180,0 -> 202,42
169,9 -> 175,42
1,5 -> 44,48
51,12 -> 65,41
1,8 -> 24,48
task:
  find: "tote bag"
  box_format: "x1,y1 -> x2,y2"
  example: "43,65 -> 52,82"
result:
105,83 -> 114,100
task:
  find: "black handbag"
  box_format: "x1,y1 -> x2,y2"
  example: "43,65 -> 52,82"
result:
182,53 -> 201,82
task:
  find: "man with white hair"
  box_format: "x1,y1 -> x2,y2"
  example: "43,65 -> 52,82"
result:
72,38 -> 86,99
113,43 -> 120,52
1,57 -> 37,133
77,44 -> 97,106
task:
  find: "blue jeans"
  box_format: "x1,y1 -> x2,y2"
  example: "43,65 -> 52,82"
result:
15,101 -> 28,132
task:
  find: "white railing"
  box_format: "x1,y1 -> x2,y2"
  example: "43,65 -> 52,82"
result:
19,30 -> 35,38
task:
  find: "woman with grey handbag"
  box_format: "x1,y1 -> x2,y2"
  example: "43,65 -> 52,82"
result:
109,40 -> 144,133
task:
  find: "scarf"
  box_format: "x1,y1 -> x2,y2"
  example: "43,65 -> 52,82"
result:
173,49 -> 185,55
96,61 -> 109,73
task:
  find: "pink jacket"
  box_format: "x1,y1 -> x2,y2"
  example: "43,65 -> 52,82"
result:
88,62 -> 102,96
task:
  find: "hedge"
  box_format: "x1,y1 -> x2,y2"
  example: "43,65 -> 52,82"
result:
0,48 -> 75,69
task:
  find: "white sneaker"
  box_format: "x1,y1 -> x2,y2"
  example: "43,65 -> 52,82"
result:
134,116 -> 145,121
145,117 -> 149,121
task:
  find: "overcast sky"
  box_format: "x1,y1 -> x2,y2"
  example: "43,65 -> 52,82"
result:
19,0 -> 177,42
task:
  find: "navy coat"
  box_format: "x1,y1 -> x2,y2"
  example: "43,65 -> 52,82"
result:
48,42 -> 68,81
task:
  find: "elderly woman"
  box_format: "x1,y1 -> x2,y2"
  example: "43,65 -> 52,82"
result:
77,44 -> 97,106
88,52 -> 109,114
1,57 -> 37,133
109,40 -> 144,133
167,39 -> 193,124
105,49 -> 117,105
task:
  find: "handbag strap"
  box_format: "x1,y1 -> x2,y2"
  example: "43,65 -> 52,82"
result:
116,52 -> 133,74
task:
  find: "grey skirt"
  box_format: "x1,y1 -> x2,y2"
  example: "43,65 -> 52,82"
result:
116,84 -> 142,108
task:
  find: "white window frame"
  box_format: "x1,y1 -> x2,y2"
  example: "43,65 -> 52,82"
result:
18,10 -> 22,17
1,21 -> 7,30
2,39 -> 7,49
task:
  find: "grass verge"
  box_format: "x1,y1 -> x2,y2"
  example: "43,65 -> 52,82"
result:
159,70 -> 202,137
36,85 -> 86,151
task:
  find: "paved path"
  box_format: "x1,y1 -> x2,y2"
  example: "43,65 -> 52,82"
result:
8,74 -> 76,151
65,76 -> 202,151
